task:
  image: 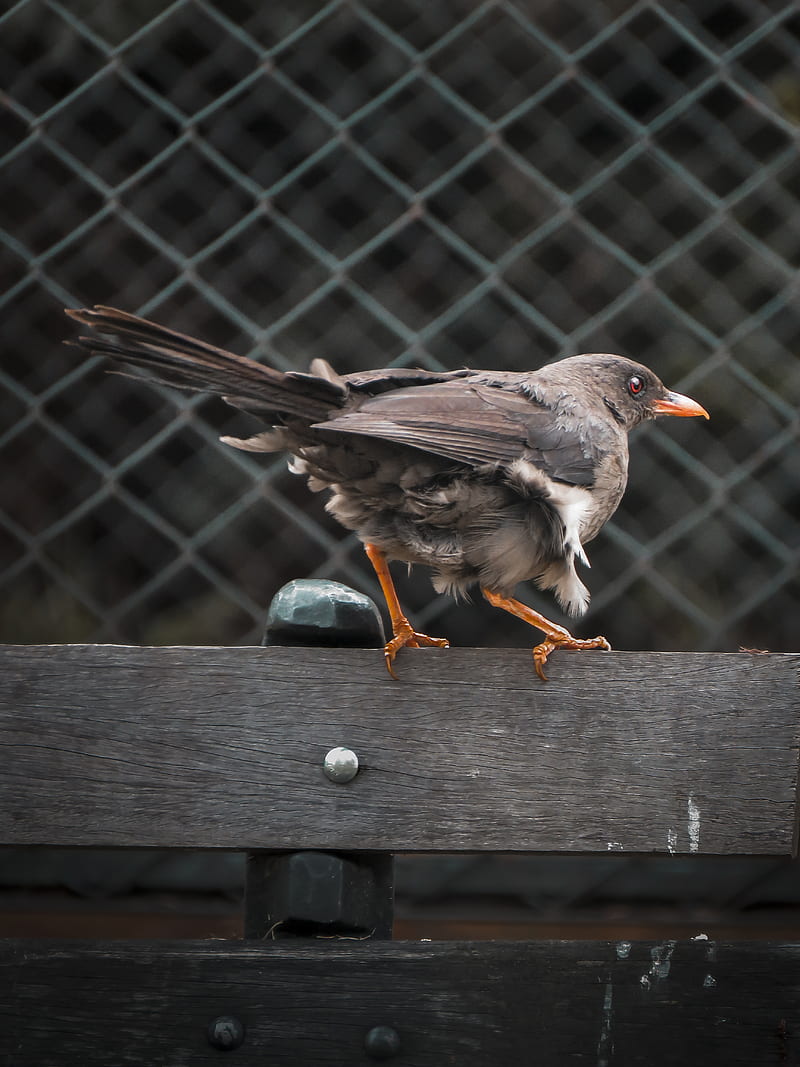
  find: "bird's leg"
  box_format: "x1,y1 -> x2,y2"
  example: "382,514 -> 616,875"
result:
364,542 -> 449,679
482,588 -> 610,681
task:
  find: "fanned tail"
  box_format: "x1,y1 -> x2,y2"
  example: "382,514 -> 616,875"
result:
65,305 -> 346,423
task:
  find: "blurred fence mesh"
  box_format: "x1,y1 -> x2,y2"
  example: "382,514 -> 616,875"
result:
1,0 -> 798,654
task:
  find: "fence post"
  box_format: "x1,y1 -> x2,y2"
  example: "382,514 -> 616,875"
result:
246,579 -> 394,939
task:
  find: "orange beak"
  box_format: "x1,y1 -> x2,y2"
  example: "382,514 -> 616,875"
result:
651,390 -> 709,420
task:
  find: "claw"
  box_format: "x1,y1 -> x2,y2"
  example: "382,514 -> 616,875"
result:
533,634 -> 611,681
383,622 -> 450,680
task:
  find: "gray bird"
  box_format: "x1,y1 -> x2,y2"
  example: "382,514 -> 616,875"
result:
66,305 -> 709,678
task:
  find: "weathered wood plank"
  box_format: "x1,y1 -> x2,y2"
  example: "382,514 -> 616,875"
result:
1,938 -> 798,1065
1,645 -> 798,853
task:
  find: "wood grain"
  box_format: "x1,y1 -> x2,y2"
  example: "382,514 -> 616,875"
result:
1,938 -> 799,1065
1,645 -> 798,853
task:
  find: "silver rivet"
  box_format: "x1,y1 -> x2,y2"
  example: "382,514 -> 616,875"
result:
323,746 -> 359,783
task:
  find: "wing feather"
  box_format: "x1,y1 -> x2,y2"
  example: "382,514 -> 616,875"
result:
317,383 -> 601,485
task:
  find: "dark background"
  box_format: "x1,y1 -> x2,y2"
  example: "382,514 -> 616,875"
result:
2,0 -> 798,654
1,0 -> 799,937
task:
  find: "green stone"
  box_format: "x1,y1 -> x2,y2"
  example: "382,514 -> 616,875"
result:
263,579 -> 386,648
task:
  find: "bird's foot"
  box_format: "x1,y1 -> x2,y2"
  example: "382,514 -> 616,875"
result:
481,588 -> 611,682
532,632 -> 611,681
384,621 -> 449,680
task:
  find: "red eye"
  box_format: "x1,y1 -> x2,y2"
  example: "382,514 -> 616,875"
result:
627,375 -> 644,396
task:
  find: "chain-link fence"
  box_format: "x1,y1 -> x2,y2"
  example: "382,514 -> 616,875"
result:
2,0 -> 799,654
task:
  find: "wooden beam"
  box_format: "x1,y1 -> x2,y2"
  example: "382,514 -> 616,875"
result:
1,938 -> 799,1064
1,645 -> 798,854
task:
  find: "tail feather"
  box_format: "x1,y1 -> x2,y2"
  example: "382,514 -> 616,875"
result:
66,305 -> 346,423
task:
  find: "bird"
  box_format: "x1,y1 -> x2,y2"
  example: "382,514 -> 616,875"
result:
66,305 -> 709,680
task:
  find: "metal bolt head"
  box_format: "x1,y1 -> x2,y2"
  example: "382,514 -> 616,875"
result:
207,1015 -> 246,1051
323,746 -> 359,783
364,1025 -> 401,1060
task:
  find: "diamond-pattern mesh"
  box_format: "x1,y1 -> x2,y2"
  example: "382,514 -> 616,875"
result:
2,0 -> 798,653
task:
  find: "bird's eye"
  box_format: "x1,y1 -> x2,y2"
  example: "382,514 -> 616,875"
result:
627,375 -> 645,396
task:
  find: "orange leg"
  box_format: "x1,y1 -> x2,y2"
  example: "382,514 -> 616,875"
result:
364,542 -> 449,679
482,588 -> 610,681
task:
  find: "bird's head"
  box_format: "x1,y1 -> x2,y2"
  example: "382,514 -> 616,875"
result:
548,354 -> 709,429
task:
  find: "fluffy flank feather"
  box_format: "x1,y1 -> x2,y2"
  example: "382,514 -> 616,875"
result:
219,430 -> 286,453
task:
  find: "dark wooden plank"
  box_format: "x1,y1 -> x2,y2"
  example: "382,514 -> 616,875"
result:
1,938 -> 799,1065
1,645 -> 798,853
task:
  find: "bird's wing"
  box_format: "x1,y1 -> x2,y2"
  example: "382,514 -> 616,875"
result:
341,367 -> 475,394
316,382 -> 602,486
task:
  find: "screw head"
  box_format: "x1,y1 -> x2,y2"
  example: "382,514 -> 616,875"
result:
207,1015 -> 245,1051
323,746 -> 359,783
364,1025 -> 401,1060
